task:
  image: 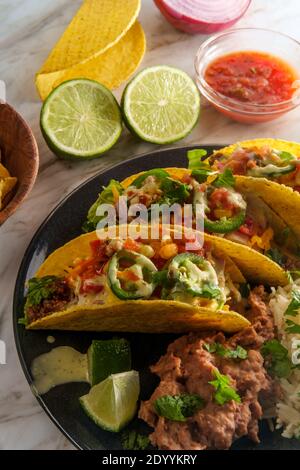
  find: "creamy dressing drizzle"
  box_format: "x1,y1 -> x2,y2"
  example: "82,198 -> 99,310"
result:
31,346 -> 89,395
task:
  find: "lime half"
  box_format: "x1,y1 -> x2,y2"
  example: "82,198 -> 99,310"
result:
40,79 -> 122,159
121,65 -> 200,144
80,371 -> 140,432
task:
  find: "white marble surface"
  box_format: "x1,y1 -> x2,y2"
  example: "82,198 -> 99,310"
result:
1,0 -> 300,450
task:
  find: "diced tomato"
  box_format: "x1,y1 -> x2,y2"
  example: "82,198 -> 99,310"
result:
181,174 -> 193,184
238,217 -> 255,237
80,281 -> 104,294
209,188 -> 235,211
294,186 -> 300,193
90,239 -> 103,254
118,270 -> 140,282
123,238 -> 140,252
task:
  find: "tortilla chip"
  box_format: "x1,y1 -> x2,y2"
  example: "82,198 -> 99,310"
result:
0,177 -> 17,210
38,0 -> 141,74
0,163 -> 10,178
36,21 -> 146,100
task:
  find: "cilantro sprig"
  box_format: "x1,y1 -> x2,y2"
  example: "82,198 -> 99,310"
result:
261,339 -> 292,378
208,369 -> 241,406
154,394 -> 205,422
285,290 -> 300,317
204,342 -> 247,360
25,276 -> 59,309
121,430 -> 150,450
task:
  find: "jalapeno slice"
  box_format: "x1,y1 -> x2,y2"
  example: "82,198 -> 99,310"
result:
248,163 -> 295,178
193,185 -> 246,234
204,210 -> 246,233
108,250 -> 157,300
166,253 -> 222,299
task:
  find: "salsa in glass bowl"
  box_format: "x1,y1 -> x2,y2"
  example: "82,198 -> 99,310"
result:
195,28 -> 300,123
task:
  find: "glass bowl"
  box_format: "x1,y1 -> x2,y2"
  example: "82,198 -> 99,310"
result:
195,28 -> 300,123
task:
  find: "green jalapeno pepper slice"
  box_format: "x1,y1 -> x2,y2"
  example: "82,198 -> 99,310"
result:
204,210 -> 246,233
166,253 -> 222,299
108,250 -> 157,300
193,185 -> 246,234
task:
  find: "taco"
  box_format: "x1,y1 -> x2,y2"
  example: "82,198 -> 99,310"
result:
20,225 -> 286,334
83,164 -> 299,271
208,138 -> 300,239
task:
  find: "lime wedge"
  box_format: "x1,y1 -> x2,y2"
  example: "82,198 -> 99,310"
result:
80,371 -> 140,432
40,79 -> 122,159
88,339 -> 131,386
121,65 -> 200,144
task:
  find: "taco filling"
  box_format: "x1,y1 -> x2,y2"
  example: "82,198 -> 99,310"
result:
23,235 -> 245,327
210,145 -> 300,191
83,166 -> 300,270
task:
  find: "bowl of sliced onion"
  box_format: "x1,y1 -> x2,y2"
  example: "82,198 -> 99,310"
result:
153,0 -> 251,34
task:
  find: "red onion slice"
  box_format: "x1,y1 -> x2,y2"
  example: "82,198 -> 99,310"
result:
154,0 -> 251,34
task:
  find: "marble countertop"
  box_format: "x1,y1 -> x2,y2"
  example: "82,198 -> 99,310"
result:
1,0 -> 300,450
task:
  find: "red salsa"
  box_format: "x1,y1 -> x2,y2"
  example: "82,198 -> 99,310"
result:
205,51 -> 297,105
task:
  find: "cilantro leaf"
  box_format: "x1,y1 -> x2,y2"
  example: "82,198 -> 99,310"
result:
82,179 -> 123,232
160,177 -> 190,204
121,430 -> 150,450
209,369 -> 241,405
285,319 -> 300,334
285,290 -> 300,317
213,169 -> 235,188
265,248 -> 286,267
204,342 -> 247,360
154,394 -> 205,422
187,149 -> 208,169
152,270 -> 169,286
25,276 -> 59,310
261,339 -> 292,378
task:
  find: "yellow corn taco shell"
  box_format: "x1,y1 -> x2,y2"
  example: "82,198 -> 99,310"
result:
38,0 -> 141,74
26,227 -> 252,334
36,21 -> 146,101
0,163 -> 10,178
210,139 -> 300,238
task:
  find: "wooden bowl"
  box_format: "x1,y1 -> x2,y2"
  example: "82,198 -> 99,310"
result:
0,103 -> 39,225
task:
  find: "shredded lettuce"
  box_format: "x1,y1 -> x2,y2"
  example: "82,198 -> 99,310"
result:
82,179 -> 123,232
187,148 -> 208,169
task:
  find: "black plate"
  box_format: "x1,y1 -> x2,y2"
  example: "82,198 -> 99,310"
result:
13,145 -> 300,450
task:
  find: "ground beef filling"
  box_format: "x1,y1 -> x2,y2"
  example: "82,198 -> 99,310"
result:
26,280 -> 73,323
139,286 -> 276,450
